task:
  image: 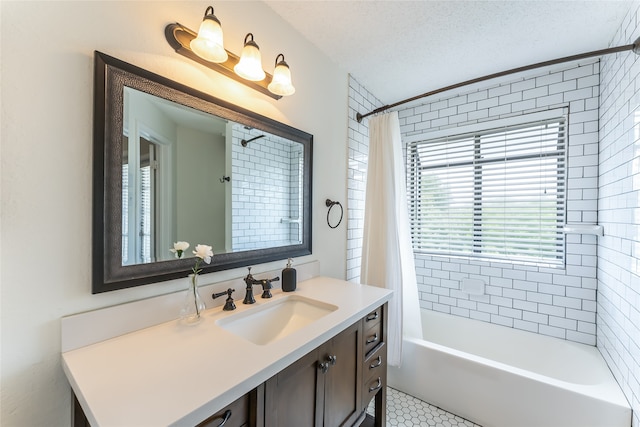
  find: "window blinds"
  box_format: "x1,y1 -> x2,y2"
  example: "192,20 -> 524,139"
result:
407,117 -> 566,265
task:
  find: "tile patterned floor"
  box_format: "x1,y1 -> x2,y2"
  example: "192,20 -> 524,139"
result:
367,387 -> 482,427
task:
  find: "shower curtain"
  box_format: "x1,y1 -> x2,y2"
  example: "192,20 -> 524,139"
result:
361,111 -> 422,367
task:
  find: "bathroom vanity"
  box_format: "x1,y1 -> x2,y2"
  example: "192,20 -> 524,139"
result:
62,274 -> 391,426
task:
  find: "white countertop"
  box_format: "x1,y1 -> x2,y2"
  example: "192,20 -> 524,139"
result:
62,276 -> 392,426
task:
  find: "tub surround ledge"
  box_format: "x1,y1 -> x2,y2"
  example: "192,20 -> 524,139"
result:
61,274 -> 392,427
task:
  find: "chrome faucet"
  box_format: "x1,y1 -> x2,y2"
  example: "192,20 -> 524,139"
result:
243,267 -> 280,304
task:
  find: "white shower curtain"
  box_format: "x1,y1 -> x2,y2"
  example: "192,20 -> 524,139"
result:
361,111 -> 422,367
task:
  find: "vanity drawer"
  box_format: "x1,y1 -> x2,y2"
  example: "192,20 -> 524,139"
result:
197,392 -> 250,427
363,307 -> 382,328
363,369 -> 386,407
364,342 -> 386,384
363,320 -> 382,356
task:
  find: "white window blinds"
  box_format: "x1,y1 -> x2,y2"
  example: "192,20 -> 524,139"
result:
407,116 -> 566,265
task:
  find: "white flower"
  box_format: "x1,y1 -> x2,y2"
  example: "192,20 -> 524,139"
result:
193,244 -> 214,264
171,241 -> 213,277
170,241 -> 190,258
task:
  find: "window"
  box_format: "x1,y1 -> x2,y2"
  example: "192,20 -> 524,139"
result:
407,115 -> 566,265
122,136 -> 157,265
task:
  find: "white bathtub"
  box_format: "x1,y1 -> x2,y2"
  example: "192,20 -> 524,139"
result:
388,309 -> 631,427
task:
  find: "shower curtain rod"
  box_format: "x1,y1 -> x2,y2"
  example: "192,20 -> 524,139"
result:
356,37 -> 640,123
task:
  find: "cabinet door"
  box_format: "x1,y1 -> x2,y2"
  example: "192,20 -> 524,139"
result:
264,347 -> 324,427
323,321 -> 363,427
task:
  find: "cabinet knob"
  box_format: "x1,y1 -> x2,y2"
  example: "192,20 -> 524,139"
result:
319,355 -> 337,374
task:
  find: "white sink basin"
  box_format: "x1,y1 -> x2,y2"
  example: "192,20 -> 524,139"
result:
216,295 -> 338,345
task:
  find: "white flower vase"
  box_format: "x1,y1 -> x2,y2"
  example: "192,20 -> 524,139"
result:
180,273 -> 206,324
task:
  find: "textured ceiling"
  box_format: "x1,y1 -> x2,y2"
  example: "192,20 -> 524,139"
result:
264,1 -> 633,107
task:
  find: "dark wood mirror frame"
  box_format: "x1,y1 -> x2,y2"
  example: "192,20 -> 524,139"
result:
93,51 -> 312,293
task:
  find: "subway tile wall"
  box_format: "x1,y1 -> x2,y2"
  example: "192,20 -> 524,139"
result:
598,1 -> 640,424
231,124 -> 302,251
346,78 -> 382,282
348,59 -> 601,345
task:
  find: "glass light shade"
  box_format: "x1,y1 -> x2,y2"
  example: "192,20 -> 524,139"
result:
234,35 -> 265,81
190,11 -> 228,63
268,57 -> 295,96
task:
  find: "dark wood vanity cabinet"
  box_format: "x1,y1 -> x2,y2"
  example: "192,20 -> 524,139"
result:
264,321 -> 362,426
71,303 -> 387,427
264,303 -> 387,427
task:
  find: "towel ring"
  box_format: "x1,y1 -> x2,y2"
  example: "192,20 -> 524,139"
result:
325,199 -> 343,229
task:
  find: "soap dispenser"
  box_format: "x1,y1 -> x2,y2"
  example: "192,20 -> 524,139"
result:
282,258 -> 297,292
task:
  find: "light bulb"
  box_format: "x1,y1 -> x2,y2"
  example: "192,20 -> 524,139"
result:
234,33 -> 265,81
190,6 -> 228,63
268,54 -> 295,96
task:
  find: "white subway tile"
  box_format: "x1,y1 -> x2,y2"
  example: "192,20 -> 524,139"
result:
523,86 -> 549,100
513,299 -> 538,312
566,330 -> 596,345
563,64 -> 594,80
490,314 -> 514,327
549,315 -> 577,330
536,72 -> 563,87
470,311 -> 491,322
499,306 -> 523,319
523,310 -> 548,324
536,93 -> 564,107
514,319 -> 539,333
549,80 -> 577,95
488,85 -> 511,97
539,324 -> 566,339
539,303 -> 566,317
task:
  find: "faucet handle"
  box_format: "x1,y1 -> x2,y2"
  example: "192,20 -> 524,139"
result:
260,276 -> 280,299
212,288 -> 236,311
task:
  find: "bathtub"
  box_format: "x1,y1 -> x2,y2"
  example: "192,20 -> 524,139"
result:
388,309 -> 631,427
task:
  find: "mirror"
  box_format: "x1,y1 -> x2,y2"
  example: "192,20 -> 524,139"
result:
93,51 -> 312,293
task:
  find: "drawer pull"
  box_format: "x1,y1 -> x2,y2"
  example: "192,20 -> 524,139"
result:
366,311 -> 379,322
369,356 -> 382,369
216,410 -> 232,427
369,377 -> 382,392
366,333 -> 379,344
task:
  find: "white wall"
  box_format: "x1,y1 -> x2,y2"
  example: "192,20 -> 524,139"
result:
176,126 -> 226,250
0,2 -> 348,426
598,2 -> 640,425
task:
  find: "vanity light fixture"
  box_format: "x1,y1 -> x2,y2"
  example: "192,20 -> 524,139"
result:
268,54 -> 296,96
165,6 -> 295,100
189,6 -> 228,63
234,33 -> 266,81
